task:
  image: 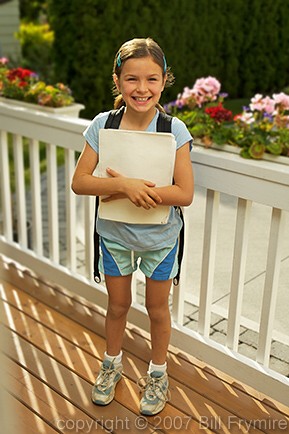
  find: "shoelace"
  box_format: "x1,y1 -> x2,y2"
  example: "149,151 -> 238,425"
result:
96,365 -> 119,391
137,375 -> 171,403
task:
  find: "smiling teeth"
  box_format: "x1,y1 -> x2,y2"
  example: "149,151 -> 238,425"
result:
135,97 -> 149,101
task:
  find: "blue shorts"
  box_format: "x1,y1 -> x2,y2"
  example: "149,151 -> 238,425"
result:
99,237 -> 179,281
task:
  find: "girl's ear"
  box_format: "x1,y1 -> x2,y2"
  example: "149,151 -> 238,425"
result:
113,73 -> 120,92
162,74 -> 167,91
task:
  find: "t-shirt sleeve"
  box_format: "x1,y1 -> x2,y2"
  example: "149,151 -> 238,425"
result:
171,116 -> 193,151
82,111 -> 110,154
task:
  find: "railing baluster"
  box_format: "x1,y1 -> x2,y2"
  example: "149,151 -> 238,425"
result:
198,189 -> 220,336
171,274 -> 185,325
65,148 -> 76,271
13,134 -> 27,247
46,143 -> 59,263
0,130 -> 13,240
257,207 -> 286,366
84,195 -> 94,280
227,198 -> 252,351
28,138 -> 43,255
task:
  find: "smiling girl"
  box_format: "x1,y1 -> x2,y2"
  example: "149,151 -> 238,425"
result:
71,37 -> 194,415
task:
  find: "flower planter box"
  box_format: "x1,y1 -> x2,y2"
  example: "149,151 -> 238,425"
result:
170,76 -> 289,163
0,97 -> 84,117
194,141 -> 289,166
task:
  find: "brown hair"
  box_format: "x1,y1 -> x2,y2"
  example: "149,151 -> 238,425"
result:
112,37 -> 174,112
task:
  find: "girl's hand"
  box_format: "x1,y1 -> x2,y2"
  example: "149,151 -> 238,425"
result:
103,168 -> 162,209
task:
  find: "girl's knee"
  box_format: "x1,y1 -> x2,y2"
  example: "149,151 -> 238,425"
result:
107,301 -> 131,319
146,302 -> 169,322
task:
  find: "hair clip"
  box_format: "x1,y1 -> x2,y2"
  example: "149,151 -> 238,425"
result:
163,55 -> 167,73
116,52 -> 122,68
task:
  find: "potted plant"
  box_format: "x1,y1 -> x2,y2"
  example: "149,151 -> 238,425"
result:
166,76 -> 289,161
0,57 -> 84,116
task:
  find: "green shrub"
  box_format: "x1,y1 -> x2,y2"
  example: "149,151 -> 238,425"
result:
16,22 -> 54,81
47,0 -> 289,119
19,0 -> 48,22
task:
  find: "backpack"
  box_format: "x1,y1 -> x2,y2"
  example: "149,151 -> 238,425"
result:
93,105 -> 184,285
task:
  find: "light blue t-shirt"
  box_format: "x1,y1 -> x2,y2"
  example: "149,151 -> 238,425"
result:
83,109 -> 193,251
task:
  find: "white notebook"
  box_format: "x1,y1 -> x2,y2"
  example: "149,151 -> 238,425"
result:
98,129 -> 176,224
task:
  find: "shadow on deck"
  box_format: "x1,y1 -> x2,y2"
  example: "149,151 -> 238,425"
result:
1,255 -> 289,433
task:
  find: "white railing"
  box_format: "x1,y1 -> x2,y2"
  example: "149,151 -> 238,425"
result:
0,101 -> 289,406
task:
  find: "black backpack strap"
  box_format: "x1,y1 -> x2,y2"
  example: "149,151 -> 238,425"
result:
104,106 -> 125,129
93,195 -> 101,282
93,107 -> 125,283
156,111 -> 172,133
173,207 -> 184,286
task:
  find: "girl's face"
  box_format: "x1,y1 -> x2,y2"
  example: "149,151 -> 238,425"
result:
113,56 -> 166,115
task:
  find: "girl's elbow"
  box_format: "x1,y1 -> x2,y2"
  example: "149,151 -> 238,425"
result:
182,190 -> 194,207
182,196 -> 193,207
71,177 -> 81,195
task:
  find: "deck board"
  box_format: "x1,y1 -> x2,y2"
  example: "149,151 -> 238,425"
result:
1,261 -> 289,433
5,357 -> 109,434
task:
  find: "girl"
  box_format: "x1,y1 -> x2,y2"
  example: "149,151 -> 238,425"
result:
71,37 -> 194,416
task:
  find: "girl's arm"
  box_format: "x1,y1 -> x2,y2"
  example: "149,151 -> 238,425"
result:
152,142 -> 194,206
102,142 -> 194,207
71,142 -> 162,209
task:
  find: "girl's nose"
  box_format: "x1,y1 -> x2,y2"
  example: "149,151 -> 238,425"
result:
137,81 -> 148,93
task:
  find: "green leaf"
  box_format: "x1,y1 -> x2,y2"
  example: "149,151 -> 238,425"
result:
248,143 -> 265,159
240,148 -> 251,159
266,142 -> 283,155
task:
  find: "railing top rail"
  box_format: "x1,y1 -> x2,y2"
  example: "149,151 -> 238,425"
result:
1,100 -> 289,209
191,146 -> 289,210
192,146 -> 289,185
0,101 -> 89,151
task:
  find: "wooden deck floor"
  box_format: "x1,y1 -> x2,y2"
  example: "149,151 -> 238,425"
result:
1,258 -> 289,433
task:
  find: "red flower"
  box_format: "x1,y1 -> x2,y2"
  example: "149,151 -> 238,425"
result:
205,103 -> 232,123
7,67 -> 34,82
18,81 -> 29,88
233,113 -> 241,121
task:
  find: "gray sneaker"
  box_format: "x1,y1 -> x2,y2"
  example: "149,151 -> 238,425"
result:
138,371 -> 170,415
91,359 -> 123,405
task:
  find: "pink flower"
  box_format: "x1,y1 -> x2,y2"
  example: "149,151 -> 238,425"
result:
191,76 -> 221,107
175,76 -> 222,108
236,112 -> 255,124
176,86 -> 194,106
193,76 -> 221,97
273,92 -> 289,110
249,94 -> 275,114
0,57 -> 8,65
250,94 -> 264,111
261,96 -> 275,114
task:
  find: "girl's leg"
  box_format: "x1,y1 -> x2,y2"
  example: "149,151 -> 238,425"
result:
105,274 -> 132,356
145,277 -> 172,365
139,277 -> 171,415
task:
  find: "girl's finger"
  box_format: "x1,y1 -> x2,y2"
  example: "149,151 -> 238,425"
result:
106,167 -> 122,177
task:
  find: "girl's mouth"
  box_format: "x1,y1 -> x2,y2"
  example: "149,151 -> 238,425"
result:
133,96 -> 151,102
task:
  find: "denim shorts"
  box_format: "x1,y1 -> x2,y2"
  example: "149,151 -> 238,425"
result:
99,237 -> 179,281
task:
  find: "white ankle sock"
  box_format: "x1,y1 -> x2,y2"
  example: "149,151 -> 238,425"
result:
148,360 -> 167,374
104,350 -> 123,364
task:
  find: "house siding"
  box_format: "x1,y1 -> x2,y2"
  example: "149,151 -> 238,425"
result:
0,0 -> 21,60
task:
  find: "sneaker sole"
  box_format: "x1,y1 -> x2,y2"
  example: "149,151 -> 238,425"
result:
140,400 -> 166,416
91,374 -> 122,406
91,396 -> 113,406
